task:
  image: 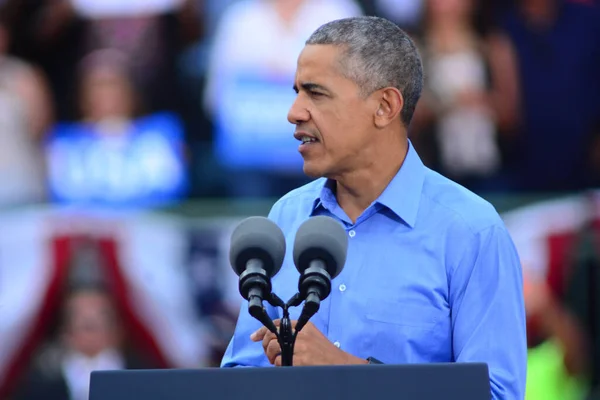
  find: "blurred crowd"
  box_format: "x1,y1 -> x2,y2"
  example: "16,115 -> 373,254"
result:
0,0 -> 597,208
0,0 -> 599,399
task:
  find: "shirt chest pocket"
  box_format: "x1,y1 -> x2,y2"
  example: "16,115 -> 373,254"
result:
365,296 -> 441,329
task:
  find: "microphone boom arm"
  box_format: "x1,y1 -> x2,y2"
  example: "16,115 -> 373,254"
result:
248,301 -> 278,335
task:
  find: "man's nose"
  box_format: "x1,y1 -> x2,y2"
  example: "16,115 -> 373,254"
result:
288,96 -> 310,125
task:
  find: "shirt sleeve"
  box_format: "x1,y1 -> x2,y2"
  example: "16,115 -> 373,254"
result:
449,224 -> 527,399
220,201 -> 284,368
220,298 -> 279,367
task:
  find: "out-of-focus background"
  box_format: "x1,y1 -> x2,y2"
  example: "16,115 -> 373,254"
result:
0,0 -> 598,399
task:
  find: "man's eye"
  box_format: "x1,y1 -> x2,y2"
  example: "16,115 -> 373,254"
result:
310,91 -> 324,98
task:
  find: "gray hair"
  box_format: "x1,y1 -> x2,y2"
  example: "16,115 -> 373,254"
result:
306,16 -> 423,127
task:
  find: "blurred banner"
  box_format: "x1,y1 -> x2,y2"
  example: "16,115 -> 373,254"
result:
0,207 -> 240,397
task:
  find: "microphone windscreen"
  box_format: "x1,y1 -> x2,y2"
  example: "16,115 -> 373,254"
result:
229,216 -> 286,277
293,216 -> 347,278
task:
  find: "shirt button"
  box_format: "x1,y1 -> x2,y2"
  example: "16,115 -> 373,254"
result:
334,341 -> 341,348
339,284 -> 346,292
348,230 -> 356,238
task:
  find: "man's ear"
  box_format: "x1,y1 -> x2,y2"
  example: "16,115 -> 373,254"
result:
374,87 -> 403,128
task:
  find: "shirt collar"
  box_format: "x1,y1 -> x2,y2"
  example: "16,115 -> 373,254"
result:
310,140 -> 425,228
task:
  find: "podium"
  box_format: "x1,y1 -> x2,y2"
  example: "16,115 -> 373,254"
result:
90,363 -> 491,400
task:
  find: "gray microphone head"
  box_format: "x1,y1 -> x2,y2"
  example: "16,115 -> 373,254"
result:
293,216 -> 347,278
229,217 -> 286,277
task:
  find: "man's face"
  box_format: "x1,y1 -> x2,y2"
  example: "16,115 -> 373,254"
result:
288,45 -> 378,178
63,291 -> 120,357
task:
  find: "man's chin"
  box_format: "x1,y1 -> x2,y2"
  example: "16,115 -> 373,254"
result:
302,162 -> 325,179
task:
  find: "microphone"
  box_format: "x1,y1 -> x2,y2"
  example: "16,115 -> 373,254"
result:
229,217 -> 286,330
293,216 -> 347,330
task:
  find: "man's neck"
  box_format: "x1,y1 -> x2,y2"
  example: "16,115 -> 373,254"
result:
334,138 -> 408,223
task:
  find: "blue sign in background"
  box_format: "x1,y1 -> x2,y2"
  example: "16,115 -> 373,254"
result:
45,112 -> 188,207
213,72 -> 304,172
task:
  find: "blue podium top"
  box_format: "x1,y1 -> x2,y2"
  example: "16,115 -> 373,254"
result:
90,363 -> 490,400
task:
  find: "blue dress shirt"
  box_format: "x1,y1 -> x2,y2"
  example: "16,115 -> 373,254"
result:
221,142 -> 527,400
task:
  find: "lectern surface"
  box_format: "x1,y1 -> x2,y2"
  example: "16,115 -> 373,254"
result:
90,363 -> 491,400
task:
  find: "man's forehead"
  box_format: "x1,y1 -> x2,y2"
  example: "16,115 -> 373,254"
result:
298,44 -> 341,66
295,44 -> 342,80
69,291 -> 111,307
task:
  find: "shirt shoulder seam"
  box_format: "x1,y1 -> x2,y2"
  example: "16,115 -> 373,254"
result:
420,191 -> 502,237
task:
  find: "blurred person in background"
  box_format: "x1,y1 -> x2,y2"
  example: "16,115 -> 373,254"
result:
76,50 -> 138,125
44,49 -> 188,207
0,15 -> 53,207
13,284 -> 135,400
500,0 -> 600,192
560,206 -> 600,400
506,193 -> 600,399
203,0 -> 362,198
66,0 -> 201,116
586,118 -> 600,188
523,270 -> 589,399
4,0 -> 201,121
412,0 -> 520,192
357,0 -> 424,32
177,0 -> 239,199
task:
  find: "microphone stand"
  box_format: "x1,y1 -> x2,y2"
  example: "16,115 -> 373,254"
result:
266,293 -> 304,366
247,293 -> 323,366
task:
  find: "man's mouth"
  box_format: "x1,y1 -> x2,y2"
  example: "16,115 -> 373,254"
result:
300,136 -> 318,144
294,131 -> 319,150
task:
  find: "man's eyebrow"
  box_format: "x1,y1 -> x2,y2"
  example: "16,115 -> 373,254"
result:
293,82 -> 330,93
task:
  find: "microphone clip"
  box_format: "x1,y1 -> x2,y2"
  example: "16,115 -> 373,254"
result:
249,291 -> 323,367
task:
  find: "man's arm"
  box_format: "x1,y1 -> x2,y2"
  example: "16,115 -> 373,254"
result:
449,224 -> 527,399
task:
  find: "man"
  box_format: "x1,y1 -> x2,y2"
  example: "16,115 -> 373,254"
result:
221,16 -> 527,399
